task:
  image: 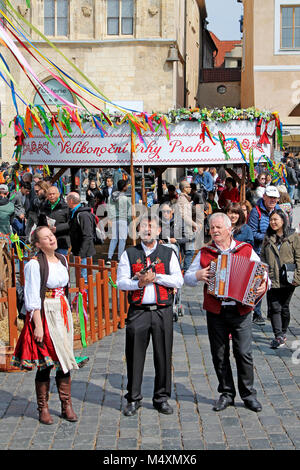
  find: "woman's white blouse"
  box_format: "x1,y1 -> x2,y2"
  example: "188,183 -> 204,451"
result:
24,259 -> 69,313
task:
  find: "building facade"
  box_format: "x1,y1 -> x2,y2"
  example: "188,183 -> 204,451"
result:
241,0 -> 300,151
198,31 -> 241,109
0,0 -> 208,160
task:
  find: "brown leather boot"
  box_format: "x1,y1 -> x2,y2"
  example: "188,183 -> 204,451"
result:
55,375 -> 78,422
35,380 -> 54,425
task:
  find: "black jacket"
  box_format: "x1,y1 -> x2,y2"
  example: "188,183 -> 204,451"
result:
69,204 -> 96,258
38,197 -> 70,250
286,166 -> 298,185
86,187 -> 101,208
102,186 -> 115,203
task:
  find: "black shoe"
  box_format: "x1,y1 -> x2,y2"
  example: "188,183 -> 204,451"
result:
243,397 -> 262,412
123,401 -> 141,417
270,337 -> 285,349
213,395 -> 234,412
153,401 -> 173,415
252,315 -> 266,326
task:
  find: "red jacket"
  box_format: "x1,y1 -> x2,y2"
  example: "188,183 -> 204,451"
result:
218,187 -> 240,209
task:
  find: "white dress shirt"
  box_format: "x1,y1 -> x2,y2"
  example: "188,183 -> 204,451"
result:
117,241 -> 183,305
184,240 -> 269,305
24,258 -> 69,316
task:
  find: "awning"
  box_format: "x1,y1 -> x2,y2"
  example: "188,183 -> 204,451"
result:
282,125 -> 300,147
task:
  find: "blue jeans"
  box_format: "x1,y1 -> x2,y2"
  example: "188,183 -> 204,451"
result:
254,299 -> 262,318
288,185 -> 295,202
108,219 -> 128,261
81,258 -> 87,283
183,250 -> 194,274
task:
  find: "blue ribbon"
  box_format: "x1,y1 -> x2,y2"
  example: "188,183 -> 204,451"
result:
5,18 -> 142,114
0,52 -> 24,114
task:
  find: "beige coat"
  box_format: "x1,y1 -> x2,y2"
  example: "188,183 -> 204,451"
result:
260,231 -> 300,288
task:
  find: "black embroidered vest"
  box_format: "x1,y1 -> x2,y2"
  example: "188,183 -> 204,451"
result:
126,244 -> 174,307
36,251 -> 69,310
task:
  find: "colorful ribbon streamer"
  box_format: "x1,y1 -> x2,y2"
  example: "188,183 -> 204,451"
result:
72,290 -> 88,348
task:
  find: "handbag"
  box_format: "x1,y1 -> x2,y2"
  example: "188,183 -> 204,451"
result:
279,263 -> 296,286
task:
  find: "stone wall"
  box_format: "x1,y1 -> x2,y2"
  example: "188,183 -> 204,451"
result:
0,0 -> 203,160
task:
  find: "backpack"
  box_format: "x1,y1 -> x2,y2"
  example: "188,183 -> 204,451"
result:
76,211 -> 104,245
255,205 -> 262,233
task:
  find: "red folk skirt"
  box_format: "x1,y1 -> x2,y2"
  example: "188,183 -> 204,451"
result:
11,287 -> 71,371
11,309 -> 61,371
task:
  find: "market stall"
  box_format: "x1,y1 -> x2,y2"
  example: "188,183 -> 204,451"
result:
18,107 -> 284,204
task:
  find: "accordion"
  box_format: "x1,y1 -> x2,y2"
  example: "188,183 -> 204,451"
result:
207,253 -> 268,307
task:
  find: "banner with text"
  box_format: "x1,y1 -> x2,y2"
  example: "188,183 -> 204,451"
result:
21,120 -> 272,167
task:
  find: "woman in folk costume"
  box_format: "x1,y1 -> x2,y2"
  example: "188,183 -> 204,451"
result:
12,226 -> 78,425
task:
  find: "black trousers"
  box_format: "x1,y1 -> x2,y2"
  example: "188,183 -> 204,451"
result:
125,305 -> 173,405
206,307 -> 256,400
268,287 -> 295,338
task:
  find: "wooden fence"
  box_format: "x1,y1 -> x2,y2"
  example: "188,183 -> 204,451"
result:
0,255 -> 129,372
0,287 -> 19,372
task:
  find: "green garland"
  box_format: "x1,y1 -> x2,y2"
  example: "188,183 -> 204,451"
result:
165,107 -> 277,124
14,106 -> 279,132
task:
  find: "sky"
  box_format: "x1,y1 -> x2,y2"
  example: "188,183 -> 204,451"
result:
205,0 -> 243,41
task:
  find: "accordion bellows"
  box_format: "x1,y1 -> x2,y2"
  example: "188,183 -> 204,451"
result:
207,253 -> 268,307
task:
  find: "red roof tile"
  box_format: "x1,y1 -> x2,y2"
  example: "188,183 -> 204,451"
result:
209,32 -> 241,68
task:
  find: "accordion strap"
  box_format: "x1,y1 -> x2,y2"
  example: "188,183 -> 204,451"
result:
207,241 -> 249,256
230,241 -> 249,254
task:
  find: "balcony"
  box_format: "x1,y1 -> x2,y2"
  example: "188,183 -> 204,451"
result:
201,68 -> 241,83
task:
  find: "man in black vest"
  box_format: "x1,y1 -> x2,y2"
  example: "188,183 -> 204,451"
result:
117,215 -> 183,416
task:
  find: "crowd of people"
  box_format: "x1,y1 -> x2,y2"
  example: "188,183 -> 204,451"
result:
1,155 -> 300,422
0,158 -> 297,335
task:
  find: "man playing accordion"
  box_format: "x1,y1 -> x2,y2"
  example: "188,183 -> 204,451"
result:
184,212 -> 268,413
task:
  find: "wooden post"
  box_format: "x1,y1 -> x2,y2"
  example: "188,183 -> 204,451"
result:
51,167 -> 68,185
95,272 -> 104,340
8,287 -> 18,349
240,165 -> 247,202
102,269 -> 111,336
131,130 -> 137,246
87,257 -> 93,281
141,165 -> 147,205
87,274 -> 96,343
75,256 -> 81,287
155,167 -> 165,203
110,266 -> 118,332
119,290 -> 126,329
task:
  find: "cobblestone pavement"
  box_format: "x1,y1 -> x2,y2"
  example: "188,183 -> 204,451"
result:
0,285 -> 300,451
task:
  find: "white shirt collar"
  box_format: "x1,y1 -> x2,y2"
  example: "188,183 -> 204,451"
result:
215,239 -> 236,253
141,241 -> 158,255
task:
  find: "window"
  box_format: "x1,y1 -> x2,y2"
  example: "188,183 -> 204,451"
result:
217,85 -> 227,95
281,5 -> 300,48
107,0 -> 134,36
44,0 -> 69,37
34,79 -> 75,106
